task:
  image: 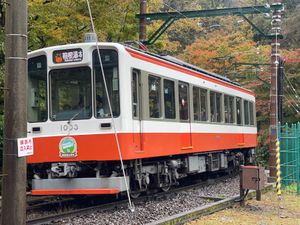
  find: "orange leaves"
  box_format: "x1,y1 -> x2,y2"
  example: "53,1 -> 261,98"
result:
178,30 -> 270,76
283,49 -> 300,64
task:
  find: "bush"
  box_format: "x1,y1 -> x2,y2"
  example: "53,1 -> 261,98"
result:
255,129 -> 269,167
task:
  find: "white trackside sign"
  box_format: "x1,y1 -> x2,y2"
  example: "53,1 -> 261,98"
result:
17,137 -> 34,157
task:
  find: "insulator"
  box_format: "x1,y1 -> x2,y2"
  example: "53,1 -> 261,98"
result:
272,19 -> 281,22
272,15 -> 281,19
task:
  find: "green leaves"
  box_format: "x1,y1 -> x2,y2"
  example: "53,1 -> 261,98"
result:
28,0 -> 140,49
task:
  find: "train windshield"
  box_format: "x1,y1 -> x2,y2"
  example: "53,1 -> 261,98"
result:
93,49 -> 120,118
50,67 -> 92,121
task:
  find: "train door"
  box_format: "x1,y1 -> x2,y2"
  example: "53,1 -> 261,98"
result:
132,70 -> 143,152
236,97 -> 245,145
178,82 -> 192,149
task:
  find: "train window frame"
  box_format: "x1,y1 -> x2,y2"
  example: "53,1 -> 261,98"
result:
210,90 -> 223,123
224,94 -> 235,124
200,88 -> 208,122
243,100 -> 250,126
193,86 -> 201,121
28,54 -> 48,123
49,66 -> 93,121
192,86 -> 208,122
132,70 -> 140,119
178,81 -> 189,122
148,75 -> 162,119
163,78 -> 176,120
236,97 -> 243,126
93,48 -> 120,119
250,101 -> 256,126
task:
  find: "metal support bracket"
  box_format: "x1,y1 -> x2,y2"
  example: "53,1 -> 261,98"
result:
137,3 -> 284,45
144,17 -> 176,45
239,14 -> 283,40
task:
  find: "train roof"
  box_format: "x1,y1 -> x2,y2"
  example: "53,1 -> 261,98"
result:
124,44 -> 240,87
29,42 -> 249,92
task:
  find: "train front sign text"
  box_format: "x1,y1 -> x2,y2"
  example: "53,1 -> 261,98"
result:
53,48 -> 83,64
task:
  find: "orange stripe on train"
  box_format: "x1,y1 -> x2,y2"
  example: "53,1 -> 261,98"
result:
27,133 -> 257,163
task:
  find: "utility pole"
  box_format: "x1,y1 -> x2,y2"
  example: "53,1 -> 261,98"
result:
1,1 -> 28,225
269,1 -> 282,179
139,0 -> 147,42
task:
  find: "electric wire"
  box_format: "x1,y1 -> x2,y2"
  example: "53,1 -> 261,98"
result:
162,2 -> 189,19
85,0 -> 135,212
283,74 -> 300,109
284,74 -> 300,99
283,86 -> 300,112
283,96 -> 300,114
284,84 -> 300,108
282,76 -> 300,113
283,88 -> 300,113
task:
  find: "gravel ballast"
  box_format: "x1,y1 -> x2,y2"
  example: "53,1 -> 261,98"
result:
51,176 -> 240,225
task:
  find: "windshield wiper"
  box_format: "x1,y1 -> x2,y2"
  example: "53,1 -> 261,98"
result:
68,108 -> 84,124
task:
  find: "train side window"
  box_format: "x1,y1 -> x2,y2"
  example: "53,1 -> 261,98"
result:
179,82 -> 189,121
210,91 -> 222,123
216,92 -> 222,122
244,100 -> 250,125
149,75 -> 161,118
28,55 -> 48,122
236,97 -> 242,125
164,79 -> 176,119
210,91 -> 215,122
193,87 -> 200,121
93,49 -> 120,118
224,95 -> 234,123
132,71 -> 139,118
249,101 -> 254,125
200,89 -> 208,121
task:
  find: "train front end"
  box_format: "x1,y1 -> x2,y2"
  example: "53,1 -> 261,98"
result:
27,43 -> 129,195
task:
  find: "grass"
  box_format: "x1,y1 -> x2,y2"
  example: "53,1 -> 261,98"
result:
187,190 -> 300,225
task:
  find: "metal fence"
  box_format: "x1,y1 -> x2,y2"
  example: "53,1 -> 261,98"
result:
278,122 -> 300,194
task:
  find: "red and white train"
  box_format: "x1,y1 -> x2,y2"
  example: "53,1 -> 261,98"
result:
27,41 -> 257,196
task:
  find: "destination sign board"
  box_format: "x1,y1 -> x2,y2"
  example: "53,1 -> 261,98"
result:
53,48 -> 83,63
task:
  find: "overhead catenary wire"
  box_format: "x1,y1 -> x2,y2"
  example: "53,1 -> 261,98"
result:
85,0 -> 135,212
283,76 -> 300,114
280,76 -> 300,114
284,86 -> 300,105
282,96 -> 300,114
283,89 -> 300,113
283,87 -> 300,112
284,74 -> 300,99
282,74 -> 300,111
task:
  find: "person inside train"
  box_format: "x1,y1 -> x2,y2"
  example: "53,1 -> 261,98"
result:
96,96 -> 105,118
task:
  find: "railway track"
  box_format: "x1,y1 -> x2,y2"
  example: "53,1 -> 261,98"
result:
148,183 -> 274,225
26,174 -> 235,225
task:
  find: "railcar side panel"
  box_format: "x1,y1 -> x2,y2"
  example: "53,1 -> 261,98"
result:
28,131 -> 256,163
27,42 -> 258,196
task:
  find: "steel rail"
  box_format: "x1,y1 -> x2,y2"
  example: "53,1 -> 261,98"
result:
26,174 -> 235,225
147,184 -> 274,225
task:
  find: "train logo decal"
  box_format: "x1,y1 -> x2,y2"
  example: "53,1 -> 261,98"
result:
59,137 -> 77,158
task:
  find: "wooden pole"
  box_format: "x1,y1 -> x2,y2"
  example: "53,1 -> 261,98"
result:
1,1 -> 28,224
139,0 -> 147,41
